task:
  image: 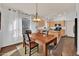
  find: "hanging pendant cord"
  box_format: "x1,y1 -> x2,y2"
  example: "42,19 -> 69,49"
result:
36,3 -> 38,19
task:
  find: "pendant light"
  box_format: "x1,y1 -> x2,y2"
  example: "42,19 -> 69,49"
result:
33,3 -> 41,22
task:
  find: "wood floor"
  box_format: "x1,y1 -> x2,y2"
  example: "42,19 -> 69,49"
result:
0,36 -> 76,56
62,36 -> 76,56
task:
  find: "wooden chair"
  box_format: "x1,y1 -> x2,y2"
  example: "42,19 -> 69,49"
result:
47,36 -> 65,56
23,30 -> 39,56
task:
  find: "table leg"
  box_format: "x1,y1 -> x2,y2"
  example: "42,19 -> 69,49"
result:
43,44 -> 47,56
54,38 -> 57,45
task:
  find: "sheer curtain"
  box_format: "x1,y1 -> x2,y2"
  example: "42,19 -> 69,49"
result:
1,7 -> 23,47
8,9 -> 19,44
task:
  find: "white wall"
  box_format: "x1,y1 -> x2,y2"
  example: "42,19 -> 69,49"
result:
65,20 -> 75,37
64,12 -> 75,37
77,20 -> 79,54
77,4 -> 79,55
0,5 -> 2,48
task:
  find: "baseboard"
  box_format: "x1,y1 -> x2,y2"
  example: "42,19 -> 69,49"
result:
77,50 -> 79,55
1,42 -> 23,51
65,35 -> 75,38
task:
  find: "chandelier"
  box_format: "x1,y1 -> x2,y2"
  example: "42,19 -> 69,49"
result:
33,3 -> 41,22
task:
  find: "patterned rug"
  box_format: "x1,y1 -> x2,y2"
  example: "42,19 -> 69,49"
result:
10,45 -> 41,56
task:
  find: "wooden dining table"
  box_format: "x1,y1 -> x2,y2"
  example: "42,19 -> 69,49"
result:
31,32 -> 57,56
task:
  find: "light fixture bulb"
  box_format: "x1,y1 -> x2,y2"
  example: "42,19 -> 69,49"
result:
33,18 -> 41,22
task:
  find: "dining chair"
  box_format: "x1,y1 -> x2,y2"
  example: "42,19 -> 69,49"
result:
23,30 -> 39,56
47,36 -> 65,56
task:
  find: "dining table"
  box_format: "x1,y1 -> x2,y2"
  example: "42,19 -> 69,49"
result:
31,32 -> 57,56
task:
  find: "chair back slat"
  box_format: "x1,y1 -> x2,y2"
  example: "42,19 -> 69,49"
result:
23,30 -> 32,45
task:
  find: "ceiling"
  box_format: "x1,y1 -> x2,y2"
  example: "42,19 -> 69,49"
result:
1,3 -> 76,20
